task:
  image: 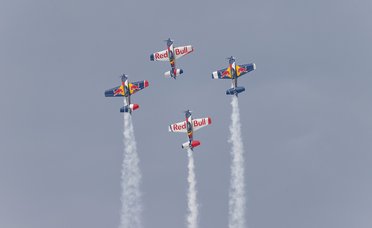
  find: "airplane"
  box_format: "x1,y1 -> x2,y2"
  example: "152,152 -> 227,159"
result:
212,56 -> 256,96
150,38 -> 193,79
104,74 -> 149,114
168,110 -> 211,150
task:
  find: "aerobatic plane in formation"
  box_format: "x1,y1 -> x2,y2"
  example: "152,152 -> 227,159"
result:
104,74 -> 149,114
150,38 -> 193,79
212,56 -> 256,96
169,110 -> 211,150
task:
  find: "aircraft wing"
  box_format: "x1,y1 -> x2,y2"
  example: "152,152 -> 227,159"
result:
105,85 -> 124,97
174,45 -> 193,59
236,63 -> 256,77
150,49 -> 169,61
169,121 -> 187,133
193,117 -> 211,131
129,80 -> 149,95
212,67 -> 232,79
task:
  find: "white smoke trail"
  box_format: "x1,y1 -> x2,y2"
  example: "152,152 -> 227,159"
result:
120,113 -> 142,228
186,149 -> 198,228
228,96 -> 246,228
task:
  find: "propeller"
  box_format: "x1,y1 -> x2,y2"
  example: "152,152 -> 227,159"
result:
183,110 -> 193,117
164,38 -> 174,47
164,38 -> 174,42
119,74 -> 128,82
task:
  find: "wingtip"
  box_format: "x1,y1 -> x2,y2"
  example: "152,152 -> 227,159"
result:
144,80 -> 149,88
212,71 -> 219,79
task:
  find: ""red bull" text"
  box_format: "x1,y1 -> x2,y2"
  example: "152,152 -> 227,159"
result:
193,119 -> 207,127
155,51 -> 168,60
173,122 -> 187,131
175,46 -> 190,56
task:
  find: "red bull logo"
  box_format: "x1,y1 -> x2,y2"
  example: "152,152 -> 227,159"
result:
131,84 -> 139,91
114,87 -> 124,96
238,67 -> 247,73
155,51 -> 168,60
221,70 -> 230,78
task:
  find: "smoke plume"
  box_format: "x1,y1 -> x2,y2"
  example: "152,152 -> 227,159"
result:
186,149 -> 198,228
228,96 -> 246,228
120,113 -> 142,228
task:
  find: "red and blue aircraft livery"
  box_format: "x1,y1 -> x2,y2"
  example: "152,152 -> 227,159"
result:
105,74 -> 149,114
212,56 -> 256,96
150,38 -> 193,79
169,110 -> 212,151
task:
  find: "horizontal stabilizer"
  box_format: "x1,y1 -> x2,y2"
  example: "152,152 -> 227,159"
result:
165,68 -> 183,78
226,87 -> 245,95
181,140 -> 201,149
120,104 -> 139,113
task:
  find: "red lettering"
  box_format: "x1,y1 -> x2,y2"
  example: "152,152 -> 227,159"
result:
193,119 -> 207,127
175,47 -> 188,56
173,122 -> 186,131
155,51 -> 168,60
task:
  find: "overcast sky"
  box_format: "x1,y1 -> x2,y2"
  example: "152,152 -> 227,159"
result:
1,0 -> 372,227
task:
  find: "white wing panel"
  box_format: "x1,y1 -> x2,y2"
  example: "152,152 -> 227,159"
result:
175,45 -> 193,59
169,121 -> 187,133
151,49 -> 169,61
193,117 -> 211,131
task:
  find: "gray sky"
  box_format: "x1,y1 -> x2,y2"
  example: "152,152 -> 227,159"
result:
1,0 -> 372,227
